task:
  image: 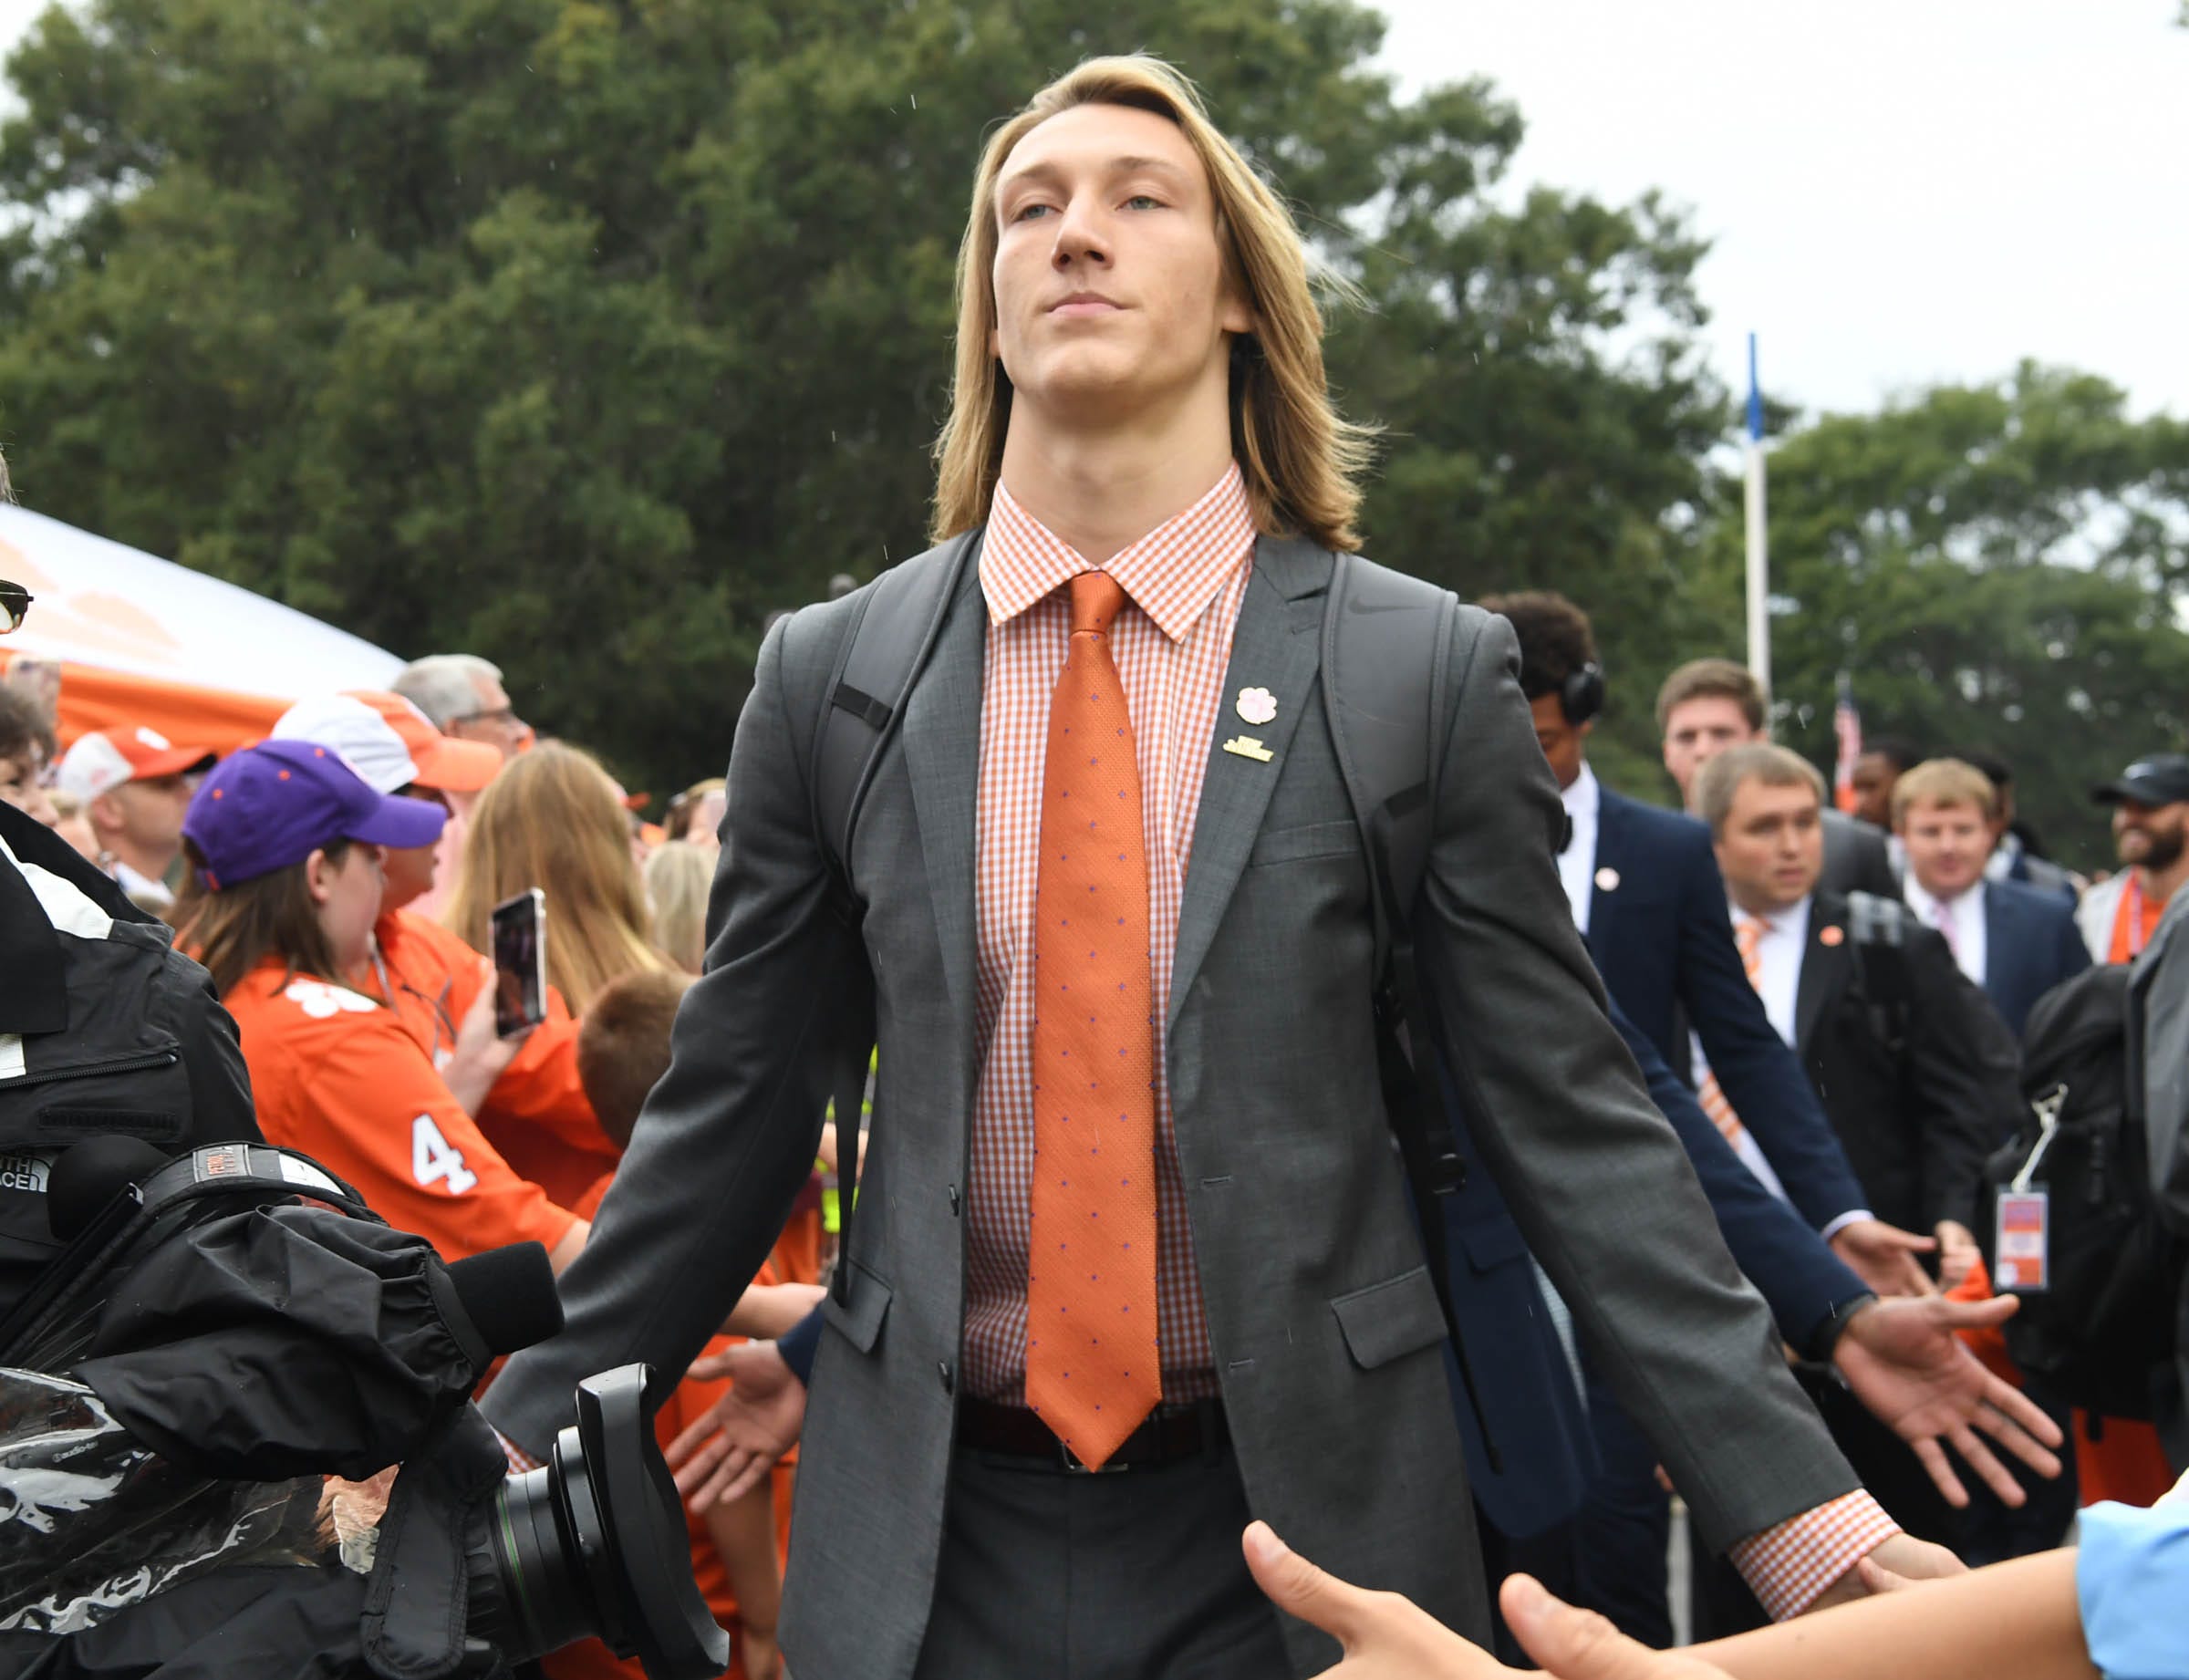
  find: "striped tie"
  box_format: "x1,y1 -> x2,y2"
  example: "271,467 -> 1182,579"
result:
1696,914 -> 1769,1146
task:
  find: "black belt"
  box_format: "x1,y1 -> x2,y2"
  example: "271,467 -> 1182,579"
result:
956,1396 -> 1228,1474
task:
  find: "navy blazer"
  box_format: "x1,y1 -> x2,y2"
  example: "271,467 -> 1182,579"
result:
1586,785 -> 1870,1230
1435,997 -> 1869,1540
1981,876 -> 2092,1040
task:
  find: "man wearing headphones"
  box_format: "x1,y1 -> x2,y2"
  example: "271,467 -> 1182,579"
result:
1479,593 -> 1943,1645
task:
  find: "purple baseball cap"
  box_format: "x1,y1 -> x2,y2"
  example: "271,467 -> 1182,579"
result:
183,738 -> 447,891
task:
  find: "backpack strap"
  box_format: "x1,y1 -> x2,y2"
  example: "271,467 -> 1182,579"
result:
806,528 -> 981,1305
1845,889 -> 1914,1053
1323,551 -> 1503,1465
811,529 -> 983,910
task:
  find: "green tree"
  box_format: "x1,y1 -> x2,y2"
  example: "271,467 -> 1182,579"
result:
0,0 -> 1726,799
1714,365 -> 2189,873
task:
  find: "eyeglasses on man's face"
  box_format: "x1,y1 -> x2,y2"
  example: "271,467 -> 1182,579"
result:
0,581 -> 30,634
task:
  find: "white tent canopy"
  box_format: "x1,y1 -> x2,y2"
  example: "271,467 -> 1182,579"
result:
0,503 -> 403,752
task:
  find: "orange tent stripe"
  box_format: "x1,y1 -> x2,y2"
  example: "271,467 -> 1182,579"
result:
3,652 -> 292,757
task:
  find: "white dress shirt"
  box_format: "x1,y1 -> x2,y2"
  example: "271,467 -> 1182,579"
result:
1903,875 -> 1987,988
1558,762 -> 1602,934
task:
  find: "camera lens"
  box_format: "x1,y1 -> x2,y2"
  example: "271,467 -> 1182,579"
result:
466,1365 -> 729,1680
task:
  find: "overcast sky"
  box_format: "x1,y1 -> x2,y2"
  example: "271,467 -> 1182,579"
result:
0,0 -> 2181,425
1375,0 -> 2188,423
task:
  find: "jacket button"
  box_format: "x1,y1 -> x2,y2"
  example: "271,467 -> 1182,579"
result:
948,1184 -> 961,1216
937,1361 -> 955,1395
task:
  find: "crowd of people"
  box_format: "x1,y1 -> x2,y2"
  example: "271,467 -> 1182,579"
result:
0,648 -> 819,1680
2,47 -> 2184,1680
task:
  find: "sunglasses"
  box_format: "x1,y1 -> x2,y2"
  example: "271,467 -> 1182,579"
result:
0,582 -> 28,634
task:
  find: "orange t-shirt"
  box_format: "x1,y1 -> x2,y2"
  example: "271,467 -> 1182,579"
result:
363,910 -> 619,1209
2109,881 -> 2167,966
221,959 -> 576,1264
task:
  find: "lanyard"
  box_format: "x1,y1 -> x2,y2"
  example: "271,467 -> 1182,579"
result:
2122,874 -> 2148,959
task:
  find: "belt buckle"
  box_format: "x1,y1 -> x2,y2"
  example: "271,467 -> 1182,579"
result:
1060,1444 -> 1130,1476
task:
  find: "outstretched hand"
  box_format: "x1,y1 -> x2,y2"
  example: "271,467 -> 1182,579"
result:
663,1339 -> 807,1514
1499,1575 -> 1734,1680
1829,1219 -> 1938,1298
1831,1292 -> 2063,1508
1244,1523 -> 1735,1679
1243,1521 -> 1507,1677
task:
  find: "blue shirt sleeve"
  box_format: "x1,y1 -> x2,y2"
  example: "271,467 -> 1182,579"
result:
2078,1495 -> 2189,1679
778,1301 -> 825,1387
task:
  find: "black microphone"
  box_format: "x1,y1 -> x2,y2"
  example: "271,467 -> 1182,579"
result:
47,1137 -> 170,1243
444,1241 -> 565,1357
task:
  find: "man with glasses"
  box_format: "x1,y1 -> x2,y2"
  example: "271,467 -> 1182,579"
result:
390,652 -> 534,760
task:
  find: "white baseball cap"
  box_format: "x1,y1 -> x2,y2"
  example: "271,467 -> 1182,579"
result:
57,725 -> 217,803
271,694 -> 420,796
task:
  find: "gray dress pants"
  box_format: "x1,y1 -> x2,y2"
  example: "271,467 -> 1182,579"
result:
909,1438 -> 1292,1679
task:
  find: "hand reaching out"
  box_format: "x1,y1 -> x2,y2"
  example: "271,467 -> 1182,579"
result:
441,960 -> 529,1115
1829,1219 -> 1938,1298
664,1339 -> 807,1513
1831,1293 -> 2063,1509
1933,1221 -> 1980,1292
1243,1522 -> 1734,1679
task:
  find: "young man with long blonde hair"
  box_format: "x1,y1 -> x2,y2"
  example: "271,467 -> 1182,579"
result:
487,57 -> 1969,1676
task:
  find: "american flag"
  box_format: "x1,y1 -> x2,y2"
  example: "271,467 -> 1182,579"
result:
1832,672 -> 1862,814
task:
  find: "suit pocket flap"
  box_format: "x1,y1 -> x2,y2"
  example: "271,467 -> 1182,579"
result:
1329,1265 -> 1447,1371
1248,820 -> 1361,868
820,1260 -> 892,1354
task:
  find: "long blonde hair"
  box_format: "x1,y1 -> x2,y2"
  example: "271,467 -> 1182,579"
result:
443,742 -> 663,1014
930,54 -> 1375,552
642,840 -> 714,975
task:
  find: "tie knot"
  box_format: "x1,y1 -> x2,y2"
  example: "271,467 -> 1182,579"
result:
1068,571 -> 1126,638
1737,913 -> 1769,952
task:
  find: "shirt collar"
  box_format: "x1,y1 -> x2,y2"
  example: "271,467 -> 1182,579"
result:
980,462 -> 1257,642
1561,761 -> 1601,821
1904,875 -> 1976,920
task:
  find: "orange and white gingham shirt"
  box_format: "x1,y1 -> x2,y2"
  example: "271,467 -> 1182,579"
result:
957,460 -> 1895,1614
965,464 -> 1257,1408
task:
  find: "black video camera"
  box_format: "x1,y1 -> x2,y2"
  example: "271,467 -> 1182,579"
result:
0,1140 -> 727,1679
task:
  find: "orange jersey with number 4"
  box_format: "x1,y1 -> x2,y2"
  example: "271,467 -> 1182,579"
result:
221,958 -> 577,1263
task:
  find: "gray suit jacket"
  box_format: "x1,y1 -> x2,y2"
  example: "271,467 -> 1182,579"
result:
484,536 -> 1856,1677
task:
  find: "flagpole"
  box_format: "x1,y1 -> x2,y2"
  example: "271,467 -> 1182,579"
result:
1744,331 -> 1770,695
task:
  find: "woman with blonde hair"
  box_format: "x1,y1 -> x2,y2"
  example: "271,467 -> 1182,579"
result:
643,839 -> 714,975
444,740 -> 666,1017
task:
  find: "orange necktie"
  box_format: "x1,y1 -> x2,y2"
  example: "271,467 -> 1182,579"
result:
1025,572 -> 1162,1468
1696,913 -> 1769,1146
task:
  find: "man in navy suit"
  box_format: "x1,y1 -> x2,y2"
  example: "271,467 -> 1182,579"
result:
1437,999 -> 2056,1654
1479,595 -> 1935,1293
1476,593 -> 1954,1644
1894,758 -> 2090,1040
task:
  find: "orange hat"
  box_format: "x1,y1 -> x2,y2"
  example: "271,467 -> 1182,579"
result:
342,690 -> 502,793
57,726 -> 217,802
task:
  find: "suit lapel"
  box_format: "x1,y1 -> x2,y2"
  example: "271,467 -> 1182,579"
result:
1167,535 -> 1329,1030
1795,901 -> 1848,1053
1588,788 -> 1628,945
898,562 -> 987,1092
1982,884 -> 2010,992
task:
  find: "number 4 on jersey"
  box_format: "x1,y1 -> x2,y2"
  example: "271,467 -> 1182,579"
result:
412,1114 -> 479,1195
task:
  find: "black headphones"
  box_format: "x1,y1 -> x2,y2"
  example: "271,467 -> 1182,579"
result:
1561,660 -> 1605,726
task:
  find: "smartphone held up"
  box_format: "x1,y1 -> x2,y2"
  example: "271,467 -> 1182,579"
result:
491,888 -> 548,1039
